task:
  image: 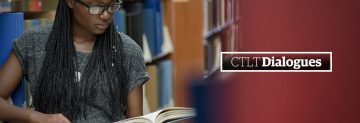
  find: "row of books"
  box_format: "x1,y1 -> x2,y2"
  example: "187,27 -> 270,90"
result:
204,0 -> 240,32
204,26 -> 241,76
0,0 -> 58,13
203,0 -> 242,76
144,62 -> 174,114
205,37 -> 222,76
129,0 -> 175,113
121,0 -> 170,58
24,18 -> 53,31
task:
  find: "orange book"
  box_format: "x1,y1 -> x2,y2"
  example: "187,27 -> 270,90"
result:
28,0 -> 42,11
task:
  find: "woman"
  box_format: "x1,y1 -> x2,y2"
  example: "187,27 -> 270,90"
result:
0,0 -> 149,122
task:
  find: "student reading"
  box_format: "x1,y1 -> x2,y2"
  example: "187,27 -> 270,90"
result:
0,0 -> 149,122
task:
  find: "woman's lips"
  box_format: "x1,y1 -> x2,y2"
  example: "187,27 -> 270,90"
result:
95,23 -> 109,29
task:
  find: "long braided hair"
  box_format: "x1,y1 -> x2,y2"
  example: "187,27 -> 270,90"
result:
31,0 -> 129,121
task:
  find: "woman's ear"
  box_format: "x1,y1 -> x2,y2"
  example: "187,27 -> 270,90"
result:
66,0 -> 75,8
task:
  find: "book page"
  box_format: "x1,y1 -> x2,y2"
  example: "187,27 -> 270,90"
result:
115,110 -> 162,123
115,117 -> 152,123
156,108 -> 195,123
115,107 -> 195,123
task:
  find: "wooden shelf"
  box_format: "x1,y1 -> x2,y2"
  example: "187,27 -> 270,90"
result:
146,52 -> 172,65
203,17 -> 241,40
23,11 -> 55,20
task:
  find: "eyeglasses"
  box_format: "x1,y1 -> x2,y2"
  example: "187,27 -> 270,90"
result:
75,0 -> 121,15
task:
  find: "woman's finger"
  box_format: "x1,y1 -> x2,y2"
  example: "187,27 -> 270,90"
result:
56,114 -> 71,123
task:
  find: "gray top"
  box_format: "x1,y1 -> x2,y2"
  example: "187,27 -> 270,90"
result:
12,25 -> 149,123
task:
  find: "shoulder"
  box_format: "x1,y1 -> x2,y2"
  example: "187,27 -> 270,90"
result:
118,32 -> 143,58
118,33 -> 149,90
13,25 -> 52,49
16,24 -> 52,41
11,25 -> 52,79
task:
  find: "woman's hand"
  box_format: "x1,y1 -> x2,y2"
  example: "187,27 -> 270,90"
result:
29,112 -> 71,123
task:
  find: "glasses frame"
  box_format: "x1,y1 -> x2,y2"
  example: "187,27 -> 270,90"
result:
75,0 -> 122,15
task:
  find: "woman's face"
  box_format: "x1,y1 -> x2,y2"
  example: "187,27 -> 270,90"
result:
69,0 -> 116,35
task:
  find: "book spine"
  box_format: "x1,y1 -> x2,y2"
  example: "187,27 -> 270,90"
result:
157,60 -> 172,108
143,0 -> 163,57
0,12 -> 25,107
114,10 -> 125,32
143,8 -> 157,57
124,1 -> 144,49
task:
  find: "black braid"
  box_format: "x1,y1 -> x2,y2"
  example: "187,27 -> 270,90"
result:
32,0 -> 129,121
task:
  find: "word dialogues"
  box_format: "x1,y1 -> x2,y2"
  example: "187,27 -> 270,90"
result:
221,52 -> 332,72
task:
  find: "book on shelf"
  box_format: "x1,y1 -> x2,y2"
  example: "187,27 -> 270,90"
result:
0,12 -> 26,108
115,107 -> 196,123
204,0 -> 240,37
114,9 -> 127,33
0,12 -> 24,66
203,0 -> 242,75
143,34 -> 153,63
0,0 -> 11,13
143,0 -> 163,57
205,36 -> 221,75
144,65 -> 159,112
123,1 -> 144,49
157,59 -> 173,108
8,0 -> 42,12
24,18 -> 53,31
28,0 -> 42,11
161,25 -> 173,55
144,25 -> 174,64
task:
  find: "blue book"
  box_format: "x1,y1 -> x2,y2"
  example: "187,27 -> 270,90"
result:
156,60 -> 172,108
32,19 -> 38,28
154,1 -> 163,57
0,12 -> 24,66
143,8 -> 156,56
0,12 -> 26,107
114,10 -> 126,33
143,0 -> 163,57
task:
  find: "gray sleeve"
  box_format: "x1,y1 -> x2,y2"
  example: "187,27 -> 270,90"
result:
11,26 -> 49,81
12,31 -> 30,78
121,33 -> 150,92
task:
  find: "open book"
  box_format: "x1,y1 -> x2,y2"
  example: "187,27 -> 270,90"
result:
115,107 -> 195,123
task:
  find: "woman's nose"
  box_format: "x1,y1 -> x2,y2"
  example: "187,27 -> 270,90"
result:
99,10 -> 112,21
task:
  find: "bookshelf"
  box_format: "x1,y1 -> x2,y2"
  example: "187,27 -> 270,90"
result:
203,0 -> 242,76
125,0 -> 205,110
0,0 -> 57,25
146,52 -> 171,65
204,16 -> 241,40
122,0 -> 206,110
23,11 -> 55,20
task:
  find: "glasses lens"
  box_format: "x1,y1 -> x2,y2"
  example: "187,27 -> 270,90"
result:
89,6 -> 104,14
